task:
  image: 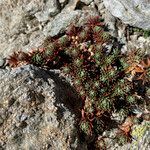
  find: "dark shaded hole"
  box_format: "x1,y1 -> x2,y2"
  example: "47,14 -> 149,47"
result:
114,97 -> 127,111
19,121 -> 28,128
45,51 -> 72,69
8,97 -> 16,107
75,1 -> 87,10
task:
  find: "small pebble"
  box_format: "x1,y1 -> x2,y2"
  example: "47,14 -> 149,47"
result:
130,35 -> 138,42
138,36 -> 146,42
0,116 -> 4,125
0,57 -> 5,67
146,88 -> 150,97
5,66 -> 11,72
59,0 -> 67,3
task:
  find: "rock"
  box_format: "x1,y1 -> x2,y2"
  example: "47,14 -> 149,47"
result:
35,0 -> 60,22
59,0 -> 67,3
43,9 -> 98,37
138,36 -> 147,43
0,57 -> 5,67
0,65 -> 86,150
0,0 -> 61,57
146,88 -> 150,98
59,0 -> 68,8
62,0 -> 80,12
102,10 -> 117,37
116,121 -> 150,150
0,0 -> 98,58
94,0 -> 105,12
100,121 -> 150,150
94,0 -> 117,37
76,9 -> 99,25
103,0 -> 150,30
127,36 -> 150,53
80,0 -> 93,5
130,35 -> 138,42
43,10 -> 81,37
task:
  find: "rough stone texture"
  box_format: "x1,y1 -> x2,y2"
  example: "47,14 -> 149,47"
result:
59,0 -> 68,8
43,10 -> 80,37
94,0 -> 117,37
0,0 -> 57,57
0,0 -> 98,57
63,0 -> 80,12
0,57 -> 5,67
35,0 -> 60,22
103,0 -> 150,29
113,121 -> 150,150
80,0 -> 93,5
99,120 -> 150,150
127,36 -> 150,54
0,65 -> 86,150
0,0 -> 149,58
43,10 -> 98,37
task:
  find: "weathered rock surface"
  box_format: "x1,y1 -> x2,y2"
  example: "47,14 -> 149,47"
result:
43,9 -> 98,37
43,10 -> 80,37
103,0 -> 150,30
0,65 -> 86,150
114,121 -> 150,150
0,0 -> 98,57
100,120 -> 150,150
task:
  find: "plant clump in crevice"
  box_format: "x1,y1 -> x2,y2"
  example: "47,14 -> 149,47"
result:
7,16 -> 150,148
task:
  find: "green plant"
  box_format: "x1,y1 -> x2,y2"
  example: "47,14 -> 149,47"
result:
7,16 -> 149,147
131,27 -> 150,38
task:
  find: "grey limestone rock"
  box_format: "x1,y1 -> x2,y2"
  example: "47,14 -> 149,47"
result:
80,0 -> 93,5
0,65 -> 86,150
0,57 -> 5,67
35,0 -> 60,22
43,10 -> 81,37
0,0 -> 59,57
0,0 -> 98,58
103,0 -> 150,30
43,9 -> 98,37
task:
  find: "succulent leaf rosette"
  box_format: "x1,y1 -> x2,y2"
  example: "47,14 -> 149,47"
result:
7,16 -> 149,140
